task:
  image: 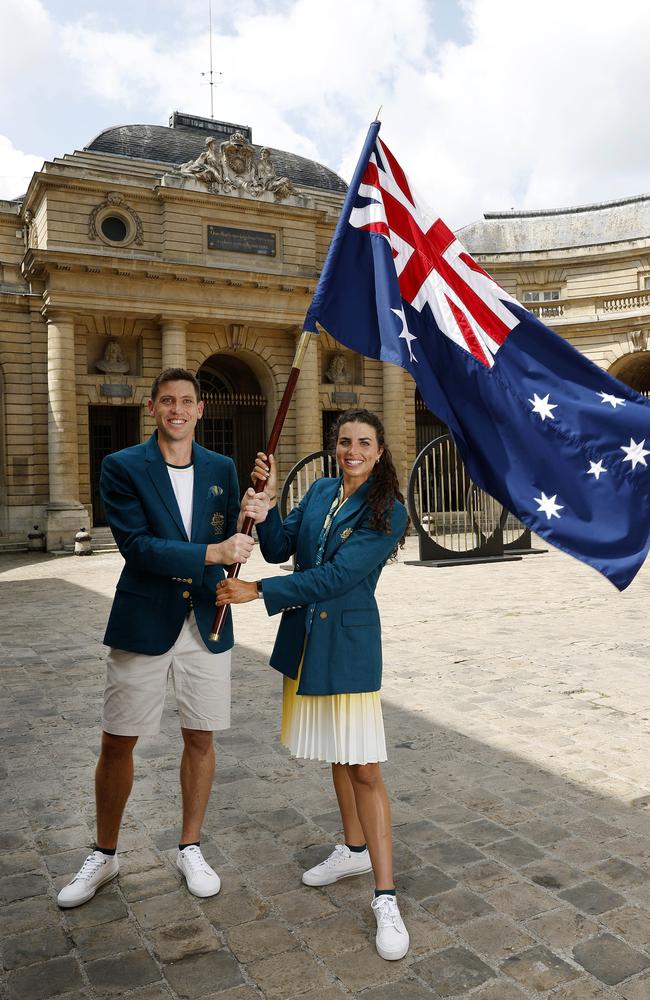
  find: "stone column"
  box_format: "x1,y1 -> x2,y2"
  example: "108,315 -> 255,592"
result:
46,312 -> 88,550
294,331 -> 322,458
382,361 -> 408,492
161,319 -> 187,370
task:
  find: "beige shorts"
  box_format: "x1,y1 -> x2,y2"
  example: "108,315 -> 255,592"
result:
102,613 -> 231,736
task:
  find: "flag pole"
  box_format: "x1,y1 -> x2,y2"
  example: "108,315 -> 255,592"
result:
209,330 -> 312,641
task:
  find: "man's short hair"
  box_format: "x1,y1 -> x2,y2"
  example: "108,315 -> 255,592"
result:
150,368 -> 201,401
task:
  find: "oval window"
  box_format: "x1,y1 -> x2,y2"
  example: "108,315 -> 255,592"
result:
101,215 -> 128,242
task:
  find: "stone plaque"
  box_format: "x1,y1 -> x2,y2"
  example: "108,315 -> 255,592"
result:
100,384 -> 133,398
207,225 -> 276,256
332,391 -> 358,404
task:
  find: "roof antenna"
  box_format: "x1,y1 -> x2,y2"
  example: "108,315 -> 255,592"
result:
201,0 -> 222,118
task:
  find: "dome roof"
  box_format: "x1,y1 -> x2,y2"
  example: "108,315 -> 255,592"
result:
458,193 -> 650,254
85,117 -> 347,194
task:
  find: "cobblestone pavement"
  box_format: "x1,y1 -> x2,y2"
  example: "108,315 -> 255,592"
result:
1,540 -> 650,1000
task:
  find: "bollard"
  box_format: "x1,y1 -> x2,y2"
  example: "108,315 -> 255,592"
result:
74,526 -> 93,556
27,525 -> 46,552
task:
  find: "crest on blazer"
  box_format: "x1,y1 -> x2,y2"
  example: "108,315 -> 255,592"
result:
208,484 -> 224,497
211,512 -> 225,536
339,527 -> 353,542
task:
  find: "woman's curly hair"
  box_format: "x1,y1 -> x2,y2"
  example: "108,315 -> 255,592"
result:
328,408 -> 408,547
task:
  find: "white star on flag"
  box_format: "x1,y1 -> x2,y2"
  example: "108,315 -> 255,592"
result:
620,438 -> 649,469
598,391 -> 626,408
534,492 -> 563,519
587,460 -> 607,480
391,306 -> 418,363
529,393 -> 557,421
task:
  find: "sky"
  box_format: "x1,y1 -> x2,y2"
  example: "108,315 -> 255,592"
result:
1,0 -> 649,228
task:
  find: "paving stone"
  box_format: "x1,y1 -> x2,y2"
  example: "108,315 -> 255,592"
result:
521,857 -> 583,890
0,873 -> 48,903
485,881 -> 556,919
397,865 -> 457,900
270,887 -> 337,923
0,850 -> 43,878
601,905 -> 650,948
460,860 -> 517,894
201,887 -> 269,928
422,886 -> 494,925
454,819 -> 511,846
225,917 -> 297,963
459,913 -> 536,961
592,857 -> 650,889
573,933 -> 650,986
2,924 -> 71,970
466,981 -> 530,999
247,861 -> 310,896
163,949 -> 244,996
0,895 -> 61,936
394,819 -> 446,845
297,909 -> 369,958
326,945 -> 407,992
513,819 -> 571,846
5,955 -> 83,1000
548,980 -> 611,999
356,980 -> 437,999
119,867 -> 181,901
617,972 -> 650,999
486,836 -> 545,867
149,917 -> 221,962
525,907 -> 600,948
500,944 -> 580,990
418,840 -> 485,869
412,946 -> 495,996
61,888 -> 129,928
71,918 -> 141,961
247,949 -> 333,999
131,889 -> 200,929
559,880 -> 627,915
84,949 -> 162,994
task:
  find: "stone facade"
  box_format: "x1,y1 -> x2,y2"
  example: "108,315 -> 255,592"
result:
0,112 -> 647,550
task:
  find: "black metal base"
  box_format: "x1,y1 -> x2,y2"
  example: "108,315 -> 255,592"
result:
404,555 -> 523,568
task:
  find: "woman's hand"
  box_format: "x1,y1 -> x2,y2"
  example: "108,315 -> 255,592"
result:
237,487 -> 270,529
252,452 -> 277,506
216,578 -> 259,605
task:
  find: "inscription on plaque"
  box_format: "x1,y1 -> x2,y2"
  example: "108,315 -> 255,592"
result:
100,384 -> 133,398
207,225 -> 276,257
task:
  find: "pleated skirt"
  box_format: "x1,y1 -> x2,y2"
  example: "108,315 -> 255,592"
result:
280,657 -> 387,765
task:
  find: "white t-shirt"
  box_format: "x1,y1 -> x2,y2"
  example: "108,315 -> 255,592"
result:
166,463 -> 194,539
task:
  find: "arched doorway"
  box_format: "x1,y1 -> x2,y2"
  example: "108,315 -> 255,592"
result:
609,350 -> 650,397
196,354 -> 267,491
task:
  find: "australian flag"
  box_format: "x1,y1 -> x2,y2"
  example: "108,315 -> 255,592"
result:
304,121 -> 650,590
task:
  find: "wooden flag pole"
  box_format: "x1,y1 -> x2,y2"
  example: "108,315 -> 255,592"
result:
209,330 -> 313,641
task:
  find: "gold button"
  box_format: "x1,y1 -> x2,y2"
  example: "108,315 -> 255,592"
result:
182,590 -> 190,599
186,578 -> 192,584
319,611 -> 328,619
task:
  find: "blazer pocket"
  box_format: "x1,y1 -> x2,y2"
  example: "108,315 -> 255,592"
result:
341,608 -> 379,628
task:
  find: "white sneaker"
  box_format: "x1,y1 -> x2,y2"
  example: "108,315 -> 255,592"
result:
371,894 -> 410,960
57,850 -> 119,908
302,844 -> 372,886
177,845 -> 221,898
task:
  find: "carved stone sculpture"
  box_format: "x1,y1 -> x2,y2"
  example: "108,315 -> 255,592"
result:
96,339 -> 130,374
325,353 -> 351,384
173,133 -> 295,202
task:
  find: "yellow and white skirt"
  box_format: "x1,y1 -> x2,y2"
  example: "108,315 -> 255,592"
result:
280,657 -> 387,765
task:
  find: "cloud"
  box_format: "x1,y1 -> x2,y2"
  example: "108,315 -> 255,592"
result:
1,0 -> 649,227
0,137 -> 44,200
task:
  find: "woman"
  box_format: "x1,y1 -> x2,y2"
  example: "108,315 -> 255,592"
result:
217,409 -> 409,961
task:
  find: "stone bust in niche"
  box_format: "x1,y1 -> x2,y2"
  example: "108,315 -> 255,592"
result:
325,352 -> 351,384
96,339 -> 130,374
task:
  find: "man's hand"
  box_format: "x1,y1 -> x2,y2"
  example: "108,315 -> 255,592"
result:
216,579 -> 258,605
205,533 -> 255,565
252,452 -> 277,507
237,487 -> 270,529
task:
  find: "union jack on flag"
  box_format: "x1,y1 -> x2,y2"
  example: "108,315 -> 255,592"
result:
304,121 -> 650,590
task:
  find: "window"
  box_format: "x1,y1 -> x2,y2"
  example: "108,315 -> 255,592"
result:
100,216 -> 128,243
644,276 -> 650,290
522,289 -> 560,302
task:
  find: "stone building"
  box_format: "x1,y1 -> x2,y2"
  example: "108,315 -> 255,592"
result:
0,110 -> 648,550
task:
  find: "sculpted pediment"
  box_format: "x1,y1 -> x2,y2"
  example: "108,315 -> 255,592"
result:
169,131 -> 296,202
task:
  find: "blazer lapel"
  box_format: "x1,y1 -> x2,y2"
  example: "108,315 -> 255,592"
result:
299,477 -> 341,567
325,479 -> 371,557
190,442 -> 211,543
145,433 -> 188,540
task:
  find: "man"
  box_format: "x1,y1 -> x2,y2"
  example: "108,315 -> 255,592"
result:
57,367 -> 269,907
